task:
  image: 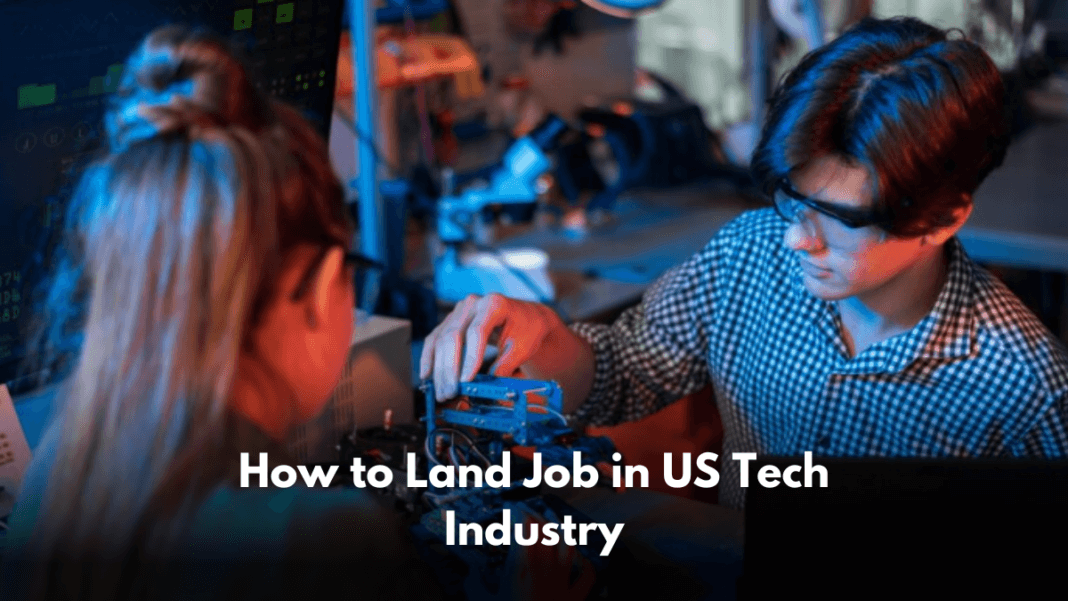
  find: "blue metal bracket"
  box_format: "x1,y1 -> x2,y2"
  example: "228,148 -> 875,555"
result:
422,375 -> 567,447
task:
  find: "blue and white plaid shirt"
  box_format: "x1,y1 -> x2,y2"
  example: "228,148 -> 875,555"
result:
571,209 -> 1068,509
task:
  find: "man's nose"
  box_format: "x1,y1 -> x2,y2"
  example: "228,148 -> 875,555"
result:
783,213 -> 823,252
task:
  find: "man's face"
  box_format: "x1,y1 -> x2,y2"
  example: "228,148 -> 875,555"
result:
782,156 -> 931,302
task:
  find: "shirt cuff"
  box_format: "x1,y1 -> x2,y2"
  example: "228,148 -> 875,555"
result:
568,321 -> 615,424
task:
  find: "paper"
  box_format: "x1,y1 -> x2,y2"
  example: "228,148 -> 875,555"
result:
0,384 -> 33,517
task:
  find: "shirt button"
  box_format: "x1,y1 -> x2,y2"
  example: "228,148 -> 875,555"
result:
816,436 -> 831,448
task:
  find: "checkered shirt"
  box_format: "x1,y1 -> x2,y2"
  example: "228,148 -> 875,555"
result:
570,209 -> 1068,510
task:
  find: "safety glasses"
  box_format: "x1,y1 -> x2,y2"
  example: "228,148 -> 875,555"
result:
290,247 -> 385,316
773,177 -> 888,230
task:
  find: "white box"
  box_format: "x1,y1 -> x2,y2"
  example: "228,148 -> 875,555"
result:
287,314 -> 413,465
0,385 -> 33,517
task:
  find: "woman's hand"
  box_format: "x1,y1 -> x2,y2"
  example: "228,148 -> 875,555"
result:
419,294 -> 565,401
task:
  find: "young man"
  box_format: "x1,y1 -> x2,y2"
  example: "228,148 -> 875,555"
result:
419,17 -> 1068,509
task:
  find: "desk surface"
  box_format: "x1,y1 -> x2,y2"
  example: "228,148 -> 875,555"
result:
501,187 -> 761,322
334,105 -> 1068,320
965,121 -> 1068,272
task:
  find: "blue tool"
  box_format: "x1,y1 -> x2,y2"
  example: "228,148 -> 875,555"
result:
406,375 -> 621,598
421,375 -> 568,448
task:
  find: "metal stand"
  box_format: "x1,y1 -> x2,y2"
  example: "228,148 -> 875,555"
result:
349,0 -> 386,314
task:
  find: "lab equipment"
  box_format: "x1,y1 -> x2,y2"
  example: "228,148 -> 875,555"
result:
434,115 -> 569,303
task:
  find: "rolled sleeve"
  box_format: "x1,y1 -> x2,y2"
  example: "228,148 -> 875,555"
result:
566,238 -> 725,427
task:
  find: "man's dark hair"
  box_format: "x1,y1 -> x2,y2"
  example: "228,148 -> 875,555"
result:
751,16 -> 1010,237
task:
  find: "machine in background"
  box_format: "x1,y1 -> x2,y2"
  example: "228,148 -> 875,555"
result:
569,71 -> 756,215
433,115 -> 569,304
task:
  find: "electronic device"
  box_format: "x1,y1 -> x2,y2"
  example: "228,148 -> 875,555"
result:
340,375 -> 619,496
433,114 -> 570,304
1,0 -> 346,389
337,375 -> 621,598
574,73 -> 756,213
578,98 -> 717,209
424,375 -> 569,449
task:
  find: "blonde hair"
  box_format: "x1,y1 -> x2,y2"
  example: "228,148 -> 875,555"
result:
18,25 -> 353,598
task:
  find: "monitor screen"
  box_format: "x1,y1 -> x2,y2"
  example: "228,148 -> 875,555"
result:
0,0 -> 346,387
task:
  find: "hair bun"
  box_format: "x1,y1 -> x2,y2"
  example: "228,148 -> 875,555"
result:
106,25 -> 271,151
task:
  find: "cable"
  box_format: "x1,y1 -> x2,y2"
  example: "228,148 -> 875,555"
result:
449,431 -> 462,468
539,405 -> 570,429
476,402 -> 569,429
425,427 -> 492,468
449,428 -> 493,466
424,433 -> 442,467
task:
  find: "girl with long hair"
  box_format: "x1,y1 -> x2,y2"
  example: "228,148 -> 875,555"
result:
1,25 -> 440,601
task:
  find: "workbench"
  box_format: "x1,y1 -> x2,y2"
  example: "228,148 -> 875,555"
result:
331,95 -> 1068,328
494,122 -> 1068,326
500,186 -> 762,323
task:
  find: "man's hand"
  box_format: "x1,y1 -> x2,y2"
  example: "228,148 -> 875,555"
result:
419,293 -> 566,401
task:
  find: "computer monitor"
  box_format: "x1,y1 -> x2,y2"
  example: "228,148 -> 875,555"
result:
0,0 -> 346,388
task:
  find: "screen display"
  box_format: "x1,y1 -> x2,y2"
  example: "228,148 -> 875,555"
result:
0,0 -> 345,385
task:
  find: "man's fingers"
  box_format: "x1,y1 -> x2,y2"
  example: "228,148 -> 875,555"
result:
427,295 -> 481,398
423,294 -> 551,398
459,298 -> 508,377
489,339 -> 516,376
491,321 -> 543,377
433,325 -> 465,400
419,328 -> 438,379
462,310 -> 504,382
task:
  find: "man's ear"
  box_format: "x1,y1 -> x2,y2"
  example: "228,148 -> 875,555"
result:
306,247 -> 345,329
923,198 -> 973,246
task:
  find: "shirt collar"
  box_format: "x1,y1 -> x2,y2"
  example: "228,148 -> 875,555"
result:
884,237 -> 977,370
790,265 -> 851,360
792,237 -> 978,374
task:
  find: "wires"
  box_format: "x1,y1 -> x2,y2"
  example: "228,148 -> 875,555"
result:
425,427 -> 493,468
537,404 -> 570,429
424,398 -> 569,470
474,401 -> 568,429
